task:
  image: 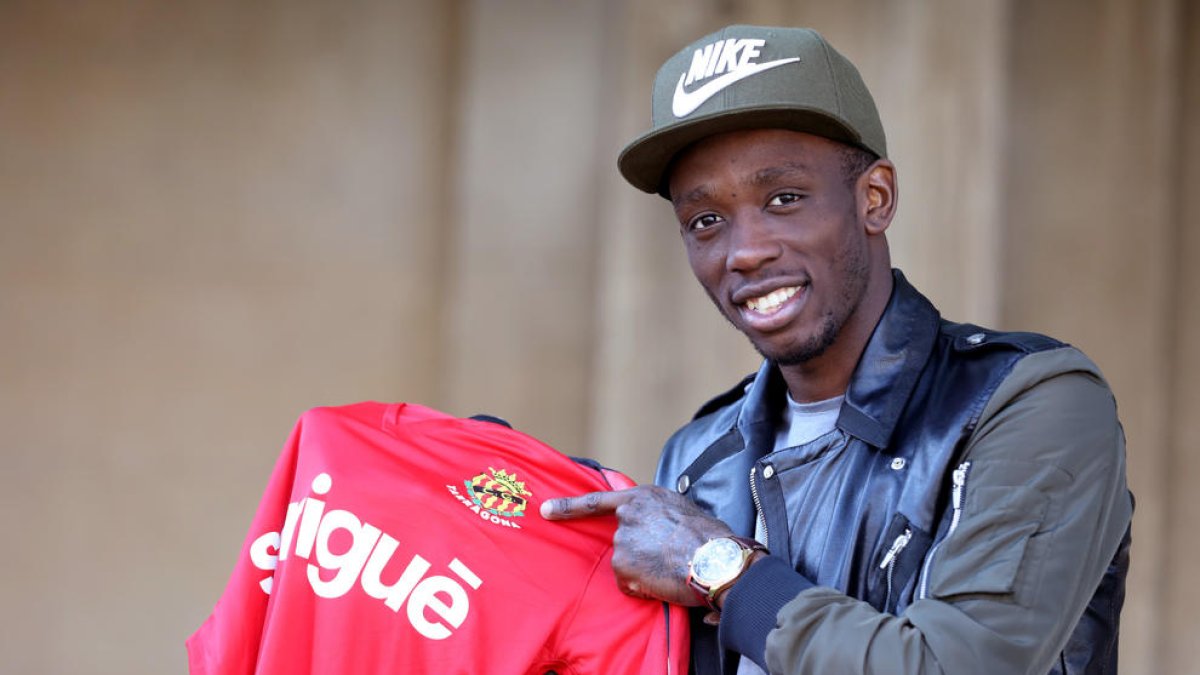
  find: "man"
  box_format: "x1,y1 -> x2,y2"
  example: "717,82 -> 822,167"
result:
542,24 -> 1132,675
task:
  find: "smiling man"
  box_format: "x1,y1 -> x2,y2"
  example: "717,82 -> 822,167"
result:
542,25 -> 1133,675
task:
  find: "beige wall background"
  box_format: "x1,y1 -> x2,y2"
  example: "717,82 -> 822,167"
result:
1,0 -> 1196,672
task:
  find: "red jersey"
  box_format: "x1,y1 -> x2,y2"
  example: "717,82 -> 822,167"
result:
187,402 -> 688,675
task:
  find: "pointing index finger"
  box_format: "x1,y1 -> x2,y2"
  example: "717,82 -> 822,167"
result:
540,489 -> 632,520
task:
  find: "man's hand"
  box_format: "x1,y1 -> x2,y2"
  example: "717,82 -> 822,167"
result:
540,485 -> 735,606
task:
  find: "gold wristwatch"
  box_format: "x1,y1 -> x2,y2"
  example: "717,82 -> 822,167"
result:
686,536 -> 768,610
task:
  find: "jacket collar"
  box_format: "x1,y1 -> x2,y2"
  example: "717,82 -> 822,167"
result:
736,270 -> 940,450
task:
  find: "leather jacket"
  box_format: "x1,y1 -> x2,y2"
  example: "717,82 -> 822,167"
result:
655,271 -> 1131,674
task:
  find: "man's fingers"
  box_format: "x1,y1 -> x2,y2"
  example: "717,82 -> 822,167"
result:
540,489 -> 629,520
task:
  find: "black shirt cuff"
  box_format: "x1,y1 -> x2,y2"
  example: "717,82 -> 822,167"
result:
717,554 -> 814,670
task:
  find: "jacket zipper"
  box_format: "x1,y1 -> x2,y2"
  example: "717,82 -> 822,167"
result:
749,466 -> 769,550
918,460 -> 972,599
879,528 -> 912,609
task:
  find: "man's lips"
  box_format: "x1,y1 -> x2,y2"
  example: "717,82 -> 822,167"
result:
733,279 -> 807,312
743,286 -> 800,314
732,283 -> 808,332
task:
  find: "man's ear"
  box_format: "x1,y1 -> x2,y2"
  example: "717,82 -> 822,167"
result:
860,159 -> 897,235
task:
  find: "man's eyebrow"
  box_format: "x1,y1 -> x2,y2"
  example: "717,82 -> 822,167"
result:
672,161 -> 812,210
672,184 -> 715,211
751,162 -> 812,187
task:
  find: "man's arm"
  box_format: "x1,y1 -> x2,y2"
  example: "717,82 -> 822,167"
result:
750,349 -> 1132,673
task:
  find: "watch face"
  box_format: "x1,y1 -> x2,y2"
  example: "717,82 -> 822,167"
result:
692,537 -> 745,586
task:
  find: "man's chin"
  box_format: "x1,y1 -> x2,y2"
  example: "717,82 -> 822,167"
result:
753,346 -> 817,366
722,308 -> 832,364
747,324 -> 836,367
771,343 -> 832,367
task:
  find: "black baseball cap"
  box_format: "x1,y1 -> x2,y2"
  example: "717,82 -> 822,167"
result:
618,25 -> 887,198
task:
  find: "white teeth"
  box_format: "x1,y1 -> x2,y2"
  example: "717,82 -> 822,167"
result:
745,286 -> 799,313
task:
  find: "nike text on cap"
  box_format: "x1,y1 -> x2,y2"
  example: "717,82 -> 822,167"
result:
618,25 -> 887,198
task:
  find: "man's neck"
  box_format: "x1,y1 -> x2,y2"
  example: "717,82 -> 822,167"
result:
779,268 -> 893,403
778,355 -> 857,403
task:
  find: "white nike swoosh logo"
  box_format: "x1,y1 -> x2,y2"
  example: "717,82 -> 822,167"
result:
672,57 -> 800,118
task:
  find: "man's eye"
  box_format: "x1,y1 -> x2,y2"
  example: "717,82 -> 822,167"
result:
767,193 -> 802,207
688,214 -> 723,231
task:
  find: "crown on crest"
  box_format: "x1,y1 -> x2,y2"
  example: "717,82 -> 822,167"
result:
489,467 -> 531,496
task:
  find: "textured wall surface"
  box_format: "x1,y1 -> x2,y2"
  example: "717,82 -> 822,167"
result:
1,1 -> 1195,672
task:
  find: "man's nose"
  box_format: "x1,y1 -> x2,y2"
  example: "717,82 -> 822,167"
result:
726,213 -> 783,272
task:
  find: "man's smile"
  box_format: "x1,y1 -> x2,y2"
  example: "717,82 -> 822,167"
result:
743,285 -> 800,314
733,282 -> 808,333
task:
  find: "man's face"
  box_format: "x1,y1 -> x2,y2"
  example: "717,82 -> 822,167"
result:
668,129 -> 876,367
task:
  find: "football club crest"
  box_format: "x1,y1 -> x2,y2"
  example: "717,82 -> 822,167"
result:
465,467 -> 532,518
